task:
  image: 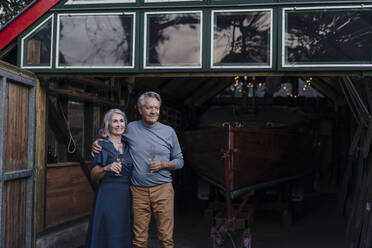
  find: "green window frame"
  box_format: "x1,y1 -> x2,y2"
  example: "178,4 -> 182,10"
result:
281,5 -> 372,68
143,10 -> 203,69
211,9 -> 273,69
21,15 -> 53,69
56,12 -> 136,69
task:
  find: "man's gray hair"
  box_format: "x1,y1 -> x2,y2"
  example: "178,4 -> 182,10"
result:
98,108 -> 127,139
137,91 -> 162,109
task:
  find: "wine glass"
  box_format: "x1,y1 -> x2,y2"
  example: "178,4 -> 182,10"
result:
115,153 -> 124,176
148,152 -> 155,174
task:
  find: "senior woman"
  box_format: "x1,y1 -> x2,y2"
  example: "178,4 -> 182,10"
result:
86,108 -> 132,248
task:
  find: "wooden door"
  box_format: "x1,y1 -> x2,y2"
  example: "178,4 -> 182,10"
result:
0,65 -> 36,248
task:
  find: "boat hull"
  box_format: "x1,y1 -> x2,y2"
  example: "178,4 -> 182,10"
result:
182,126 -> 313,192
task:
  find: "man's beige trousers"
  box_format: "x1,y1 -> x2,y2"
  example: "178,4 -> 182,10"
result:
131,182 -> 174,248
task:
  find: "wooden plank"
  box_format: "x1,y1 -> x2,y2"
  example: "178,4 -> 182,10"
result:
339,124 -> 364,213
358,155 -> 372,248
34,80 -> 46,234
4,82 -> 29,172
45,165 -> 94,226
3,179 -> 27,248
48,88 -> 118,106
80,72 -> 364,77
347,170 -> 367,248
84,104 -> 94,159
66,76 -> 111,89
0,60 -> 36,81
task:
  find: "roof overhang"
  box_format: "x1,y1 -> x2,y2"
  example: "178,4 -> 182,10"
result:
0,0 -> 61,50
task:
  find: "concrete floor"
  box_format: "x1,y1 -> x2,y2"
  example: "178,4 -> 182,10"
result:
147,191 -> 348,248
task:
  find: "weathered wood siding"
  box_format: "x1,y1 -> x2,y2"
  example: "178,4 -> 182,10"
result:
0,61 -> 36,248
45,163 -> 94,226
4,81 -> 29,172
3,179 -> 27,248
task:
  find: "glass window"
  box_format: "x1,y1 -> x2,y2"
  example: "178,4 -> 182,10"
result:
57,13 -> 135,68
144,11 -> 202,68
212,10 -> 272,68
284,7 -> 372,66
22,16 -> 53,68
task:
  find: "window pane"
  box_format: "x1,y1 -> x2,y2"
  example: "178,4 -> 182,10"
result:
285,8 -> 372,64
213,11 -> 271,67
24,19 -> 52,66
146,12 -> 201,67
58,14 -> 134,67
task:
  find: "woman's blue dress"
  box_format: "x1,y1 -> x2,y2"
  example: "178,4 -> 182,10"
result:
86,140 -> 132,248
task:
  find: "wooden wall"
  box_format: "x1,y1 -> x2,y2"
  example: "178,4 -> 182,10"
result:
45,162 -> 94,226
3,179 -> 27,248
4,82 -> 29,172
2,76 -> 34,248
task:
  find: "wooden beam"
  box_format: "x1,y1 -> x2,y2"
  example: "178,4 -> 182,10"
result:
180,77 -> 210,101
194,78 -> 232,107
34,79 -> 46,234
309,77 -> 344,104
0,41 -> 16,59
184,77 -> 232,106
48,88 -> 119,106
37,71 -> 364,79
65,76 -> 112,89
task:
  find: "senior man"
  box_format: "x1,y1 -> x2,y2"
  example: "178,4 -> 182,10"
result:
93,91 -> 184,248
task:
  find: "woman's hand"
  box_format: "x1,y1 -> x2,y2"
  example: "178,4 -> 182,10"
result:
105,162 -> 122,174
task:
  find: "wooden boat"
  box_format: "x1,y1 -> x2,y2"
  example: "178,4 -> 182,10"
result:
182,122 -> 314,195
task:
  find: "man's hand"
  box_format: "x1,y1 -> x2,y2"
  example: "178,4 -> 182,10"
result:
149,160 -> 176,173
149,160 -> 164,173
91,139 -> 104,157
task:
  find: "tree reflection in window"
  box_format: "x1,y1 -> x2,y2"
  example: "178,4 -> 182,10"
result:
58,14 -> 133,67
285,9 -> 372,64
146,12 -> 201,67
213,11 -> 271,66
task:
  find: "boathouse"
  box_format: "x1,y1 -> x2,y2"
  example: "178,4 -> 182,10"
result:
1,0 -> 372,247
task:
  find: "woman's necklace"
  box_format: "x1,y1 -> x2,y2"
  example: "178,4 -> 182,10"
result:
109,138 -> 123,152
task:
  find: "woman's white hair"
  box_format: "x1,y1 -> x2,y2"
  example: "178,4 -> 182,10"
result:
137,91 -> 162,109
98,109 -> 127,139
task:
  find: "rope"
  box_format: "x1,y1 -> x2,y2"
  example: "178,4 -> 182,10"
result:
58,101 -> 76,154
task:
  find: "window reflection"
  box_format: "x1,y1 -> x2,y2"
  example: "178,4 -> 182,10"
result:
213,11 -> 271,66
24,19 -> 52,66
146,12 -> 201,67
58,14 -> 133,67
285,8 -> 372,64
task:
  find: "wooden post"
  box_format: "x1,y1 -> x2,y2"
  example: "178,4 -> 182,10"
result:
84,103 -> 93,159
34,79 -> 46,237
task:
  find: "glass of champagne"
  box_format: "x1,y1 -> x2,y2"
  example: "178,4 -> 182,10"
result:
115,153 -> 124,176
148,152 -> 155,174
